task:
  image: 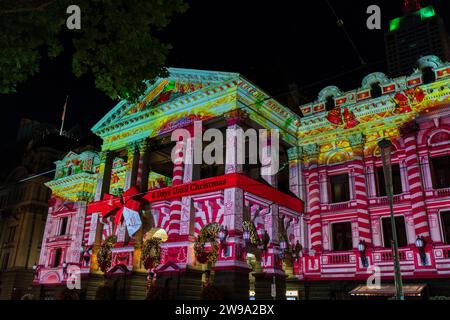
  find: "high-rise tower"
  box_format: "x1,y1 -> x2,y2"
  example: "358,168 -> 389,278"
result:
385,1 -> 450,77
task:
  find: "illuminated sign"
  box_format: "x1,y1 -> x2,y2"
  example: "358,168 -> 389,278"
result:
143,173 -> 303,212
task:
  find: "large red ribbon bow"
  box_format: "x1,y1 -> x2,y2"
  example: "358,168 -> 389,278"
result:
87,186 -> 142,232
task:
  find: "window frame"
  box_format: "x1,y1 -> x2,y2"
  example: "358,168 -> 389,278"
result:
330,221 -> 354,252
380,215 -> 408,248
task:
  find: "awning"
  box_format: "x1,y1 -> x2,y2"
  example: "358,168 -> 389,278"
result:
349,284 -> 427,297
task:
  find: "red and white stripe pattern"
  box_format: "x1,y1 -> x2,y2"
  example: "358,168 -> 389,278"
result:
404,135 -> 430,239
353,158 -> 371,244
151,204 -> 171,232
193,199 -> 224,237
168,140 -> 185,237
307,163 -> 322,251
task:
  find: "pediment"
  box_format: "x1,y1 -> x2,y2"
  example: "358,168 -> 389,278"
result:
92,68 -> 239,134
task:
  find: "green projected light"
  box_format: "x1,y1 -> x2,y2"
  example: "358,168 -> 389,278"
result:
390,17 -> 402,31
419,5 -> 436,20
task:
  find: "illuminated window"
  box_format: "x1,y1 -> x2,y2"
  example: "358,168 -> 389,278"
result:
329,173 -> 350,203
332,222 -> 353,251
381,216 -> 407,248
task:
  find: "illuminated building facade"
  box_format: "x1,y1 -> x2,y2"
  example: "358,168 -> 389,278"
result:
34,56 -> 450,299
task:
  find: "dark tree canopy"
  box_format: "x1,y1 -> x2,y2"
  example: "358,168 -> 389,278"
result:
0,0 -> 187,100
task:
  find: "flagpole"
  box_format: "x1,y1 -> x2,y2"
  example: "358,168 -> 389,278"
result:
60,95 -> 69,136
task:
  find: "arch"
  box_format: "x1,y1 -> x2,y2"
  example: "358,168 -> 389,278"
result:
417,55 -> 443,71
372,140 -> 400,157
326,151 -> 352,165
418,125 -> 450,146
145,228 -> 168,242
318,86 -> 342,102
361,72 -> 390,89
41,271 -> 61,284
428,129 -> 450,147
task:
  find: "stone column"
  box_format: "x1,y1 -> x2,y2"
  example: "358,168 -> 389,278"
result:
260,130 -> 278,187
124,143 -> 140,191
91,151 -> 114,272
288,146 -> 305,200
402,125 -> 431,241
303,143 -> 322,252
214,111 -> 251,300
349,134 -> 371,246
254,204 -> 286,300
94,151 -> 114,201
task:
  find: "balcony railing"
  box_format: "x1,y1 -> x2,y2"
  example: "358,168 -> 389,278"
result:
368,193 -> 408,206
434,187 -> 450,198
380,250 -> 407,262
327,253 -> 351,264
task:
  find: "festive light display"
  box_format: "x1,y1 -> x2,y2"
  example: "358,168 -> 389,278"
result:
36,57 -> 450,299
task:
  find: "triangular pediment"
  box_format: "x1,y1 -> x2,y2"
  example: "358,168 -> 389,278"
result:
92,68 -> 240,134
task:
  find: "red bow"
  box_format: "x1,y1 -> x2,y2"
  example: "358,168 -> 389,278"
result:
87,186 -> 141,228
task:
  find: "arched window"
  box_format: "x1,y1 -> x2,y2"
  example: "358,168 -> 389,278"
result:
422,67 -> 436,84
325,96 -> 335,111
370,82 -> 382,98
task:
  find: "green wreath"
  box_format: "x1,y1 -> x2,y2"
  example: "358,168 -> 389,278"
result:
142,238 -> 161,269
194,223 -> 220,264
97,235 -> 116,273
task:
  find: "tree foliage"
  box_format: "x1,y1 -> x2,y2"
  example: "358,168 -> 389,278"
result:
0,0 -> 187,100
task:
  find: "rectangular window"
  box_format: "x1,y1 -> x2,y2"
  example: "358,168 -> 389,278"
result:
430,156 -> 450,189
53,248 -> 62,268
382,216 -> 407,248
441,211 -> 450,244
332,222 -> 353,251
376,164 -> 402,196
59,217 -> 69,236
329,174 -> 350,203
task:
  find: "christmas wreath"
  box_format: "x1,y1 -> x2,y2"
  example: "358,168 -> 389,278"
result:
194,223 -> 220,264
97,235 -> 116,273
142,238 -> 161,269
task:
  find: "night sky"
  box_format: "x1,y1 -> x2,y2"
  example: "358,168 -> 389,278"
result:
1,0 -> 449,148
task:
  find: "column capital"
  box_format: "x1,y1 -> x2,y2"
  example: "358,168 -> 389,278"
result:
287,146 -> 302,161
301,143 -> 319,164
224,109 -> 248,126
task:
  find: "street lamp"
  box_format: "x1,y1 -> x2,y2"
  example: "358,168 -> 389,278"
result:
243,229 -> 250,247
415,235 -> 427,266
279,239 -> 287,260
378,138 -> 404,300
62,261 -> 68,279
32,263 -> 39,280
218,225 -> 228,245
358,240 -> 368,268
291,241 -> 303,261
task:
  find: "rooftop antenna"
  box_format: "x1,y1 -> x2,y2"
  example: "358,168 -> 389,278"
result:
325,0 -> 366,66
59,95 -> 68,136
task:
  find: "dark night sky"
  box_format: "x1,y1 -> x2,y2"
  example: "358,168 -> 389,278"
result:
1,0 -> 449,148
